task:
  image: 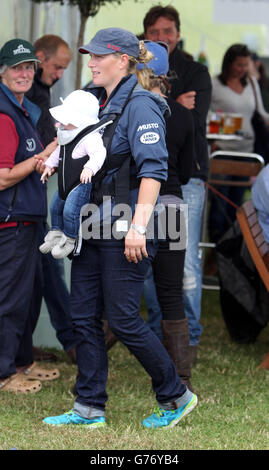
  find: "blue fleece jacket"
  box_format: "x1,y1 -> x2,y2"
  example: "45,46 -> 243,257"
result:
0,83 -> 47,221
88,74 -> 169,183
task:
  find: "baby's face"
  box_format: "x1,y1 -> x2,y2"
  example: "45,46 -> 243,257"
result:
62,123 -> 77,130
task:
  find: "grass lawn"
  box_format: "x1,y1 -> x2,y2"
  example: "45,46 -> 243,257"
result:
0,290 -> 268,451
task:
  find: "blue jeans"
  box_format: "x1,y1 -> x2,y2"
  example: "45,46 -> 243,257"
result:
70,238 -> 186,413
182,178 -> 205,346
51,183 -> 92,239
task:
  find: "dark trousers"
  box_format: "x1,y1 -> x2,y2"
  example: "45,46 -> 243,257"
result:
0,224 -> 39,378
152,207 -> 186,321
30,223 -> 75,352
71,238 -> 185,411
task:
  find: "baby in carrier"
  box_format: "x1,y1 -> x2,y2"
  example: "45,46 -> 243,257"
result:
39,90 -> 107,258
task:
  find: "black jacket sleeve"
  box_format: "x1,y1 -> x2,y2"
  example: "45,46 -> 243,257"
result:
169,50 -> 212,180
26,74 -> 56,147
161,97 -> 195,196
176,106 -> 195,185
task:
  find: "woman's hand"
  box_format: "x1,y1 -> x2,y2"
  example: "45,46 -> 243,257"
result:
124,226 -> 148,263
35,158 -> 46,175
80,168 -> 93,184
34,138 -> 58,174
123,177 -> 160,263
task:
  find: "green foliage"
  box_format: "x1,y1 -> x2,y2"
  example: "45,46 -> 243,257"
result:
31,0 -> 131,18
31,0 -> 138,87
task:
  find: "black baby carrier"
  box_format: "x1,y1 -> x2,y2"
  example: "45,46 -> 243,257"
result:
58,84 -> 139,206
57,85 -> 140,257
57,118 -> 113,201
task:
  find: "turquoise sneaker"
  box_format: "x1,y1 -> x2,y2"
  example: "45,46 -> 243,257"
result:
43,410 -> 106,428
142,393 -> 198,429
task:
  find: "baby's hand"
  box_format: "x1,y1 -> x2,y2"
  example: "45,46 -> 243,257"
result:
80,168 -> 93,184
41,167 -> 53,183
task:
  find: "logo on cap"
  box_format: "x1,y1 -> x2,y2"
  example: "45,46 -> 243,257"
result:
107,43 -> 120,52
14,44 -> 31,56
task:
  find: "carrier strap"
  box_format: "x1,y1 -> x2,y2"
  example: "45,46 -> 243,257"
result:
57,117 -> 114,201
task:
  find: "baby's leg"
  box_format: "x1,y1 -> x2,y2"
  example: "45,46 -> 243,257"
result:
39,191 -> 64,254
50,184 -> 92,259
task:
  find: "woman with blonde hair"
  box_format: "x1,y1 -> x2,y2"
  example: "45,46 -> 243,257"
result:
43,28 -> 197,429
137,41 -> 196,389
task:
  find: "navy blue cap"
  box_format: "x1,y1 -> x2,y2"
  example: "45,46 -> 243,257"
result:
79,27 -> 140,58
137,40 -> 169,75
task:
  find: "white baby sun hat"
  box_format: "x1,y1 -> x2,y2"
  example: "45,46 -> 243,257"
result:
49,90 -> 100,127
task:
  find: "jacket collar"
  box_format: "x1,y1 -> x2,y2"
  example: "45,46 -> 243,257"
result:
34,67 -> 58,90
0,82 -> 41,126
87,74 -> 136,115
87,73 -> 170,119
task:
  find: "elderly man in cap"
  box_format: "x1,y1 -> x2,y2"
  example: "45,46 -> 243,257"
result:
0,38 -> 59,393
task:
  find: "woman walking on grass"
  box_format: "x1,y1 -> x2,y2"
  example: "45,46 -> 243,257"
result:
43,28 -> 197,429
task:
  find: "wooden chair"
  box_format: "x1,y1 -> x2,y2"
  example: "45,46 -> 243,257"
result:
236,200 -> 269,369
236,200 -> 269,292
209,150 -> 264,186
200,151 -> 265,290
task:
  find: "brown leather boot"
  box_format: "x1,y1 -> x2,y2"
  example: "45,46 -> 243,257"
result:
103,320 -> 119,351
258,352 -> 269,369
189,345 -> 198,367
161,319 -> 194,392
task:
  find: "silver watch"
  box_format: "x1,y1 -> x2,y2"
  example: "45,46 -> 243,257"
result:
130,223 -> 147,235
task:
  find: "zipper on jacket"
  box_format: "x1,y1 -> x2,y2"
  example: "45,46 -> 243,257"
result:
5,186 -> 18,221
63,146 -> 66,193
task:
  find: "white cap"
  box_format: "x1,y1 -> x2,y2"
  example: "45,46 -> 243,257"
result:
49,90 -> 100,127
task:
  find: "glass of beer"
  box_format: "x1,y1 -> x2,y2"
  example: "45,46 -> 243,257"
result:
209,112 -> 223,134
233,114 -> 243,132
223,113 -> 243,134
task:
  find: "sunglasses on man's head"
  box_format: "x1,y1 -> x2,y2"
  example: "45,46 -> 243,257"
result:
143,39 -> 169,54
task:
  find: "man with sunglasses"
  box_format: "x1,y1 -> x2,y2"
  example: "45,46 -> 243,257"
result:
143,5 -> 212,364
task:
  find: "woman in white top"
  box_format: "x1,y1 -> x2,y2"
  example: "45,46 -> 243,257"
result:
208,44 -> 269,244
211,44 -> 269,153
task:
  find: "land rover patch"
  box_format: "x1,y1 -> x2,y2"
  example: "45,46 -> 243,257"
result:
140,132 -> 160,144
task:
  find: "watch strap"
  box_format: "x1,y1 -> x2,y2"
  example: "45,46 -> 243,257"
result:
130,223 -> 147,235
